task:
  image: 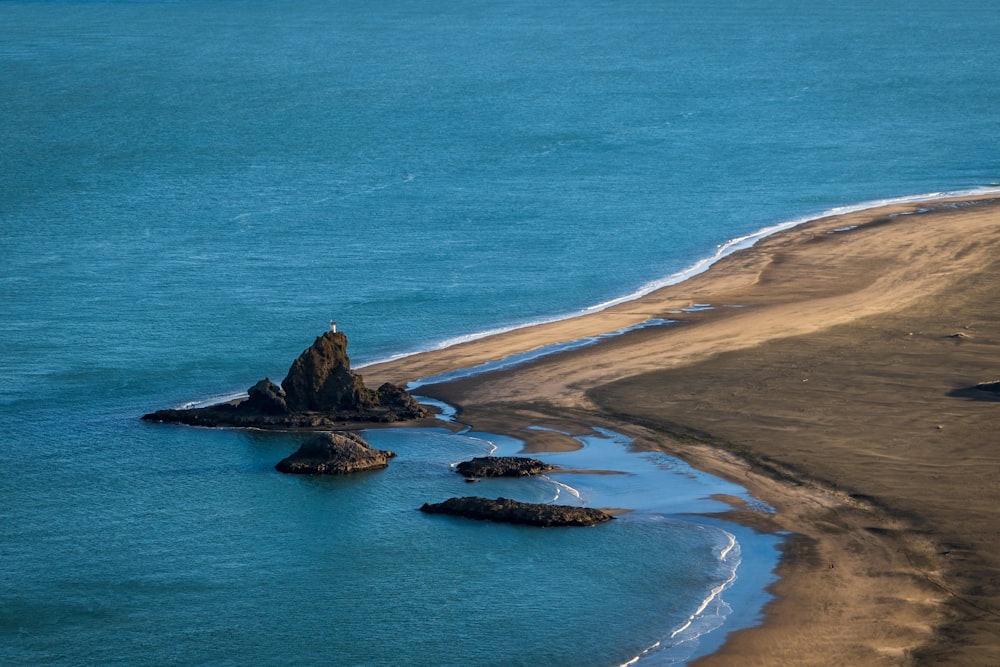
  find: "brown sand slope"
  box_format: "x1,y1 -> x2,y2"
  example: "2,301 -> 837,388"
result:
366,195 -> 1000,665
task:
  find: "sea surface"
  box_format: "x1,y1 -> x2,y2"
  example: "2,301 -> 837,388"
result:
2,1 -> 999,665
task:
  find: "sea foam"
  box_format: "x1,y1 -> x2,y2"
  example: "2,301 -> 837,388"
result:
358,187 -> 1000,370
620,530 -> 742,666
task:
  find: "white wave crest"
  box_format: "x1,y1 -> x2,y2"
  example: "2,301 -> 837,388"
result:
358,187 -> 1000,371
621,530 -> 743,666
178,390 -> 248,410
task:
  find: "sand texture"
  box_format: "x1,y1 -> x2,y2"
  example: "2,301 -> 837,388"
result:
363,195 -> 1000,665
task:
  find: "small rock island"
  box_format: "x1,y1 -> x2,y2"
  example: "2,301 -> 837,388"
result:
420,497 -> 613,527
455,456 -> 556,478
275,432 -> 395,475
142,331 -> 427,428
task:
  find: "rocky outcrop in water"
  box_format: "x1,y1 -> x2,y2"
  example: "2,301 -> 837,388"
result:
243,378 -> 289,415
275,432 -> 395,475
419,497 -> 613,527
142,331 -> 427,428
455,456 -> 556,478
281,331 -> 373,413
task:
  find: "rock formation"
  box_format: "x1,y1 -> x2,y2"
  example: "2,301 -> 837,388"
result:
419,497 -> 613,527
281,331 -> 374,413
243,378 -> 289,415
275,432 -> 395,475
142,331 -> 427,428
455,456 -> 556,478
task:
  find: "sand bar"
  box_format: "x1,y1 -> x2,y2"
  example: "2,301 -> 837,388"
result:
364,194 -> 1000,665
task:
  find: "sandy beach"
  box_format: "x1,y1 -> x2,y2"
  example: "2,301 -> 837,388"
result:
363,194 -> 1000,665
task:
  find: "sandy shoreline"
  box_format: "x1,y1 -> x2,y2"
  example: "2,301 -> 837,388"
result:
364,194 -> 1000,665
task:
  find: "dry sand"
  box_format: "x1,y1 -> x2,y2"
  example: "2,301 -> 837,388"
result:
362,194 -> 1000,665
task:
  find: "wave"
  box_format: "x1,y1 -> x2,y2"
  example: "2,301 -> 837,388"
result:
670,533 -> 740,638
587,187 -> 997,312
544,476 -> 583,503
357,187 -> 1000,370
406,318 -> 674,388
622,529 -> 743,666
177,390 -> 248,410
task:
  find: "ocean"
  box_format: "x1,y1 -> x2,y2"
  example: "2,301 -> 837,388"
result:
2,1 -> 998,665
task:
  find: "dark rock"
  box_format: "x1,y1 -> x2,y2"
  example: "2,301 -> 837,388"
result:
282,331 -> 374,413
275,432 -> 395,475
374,382 -> 426,419
243,378 -> 289,415
419,497 -> 613,527
142,331 -> 428,428
975,380 -> 1000,394
455,456 -> 556,478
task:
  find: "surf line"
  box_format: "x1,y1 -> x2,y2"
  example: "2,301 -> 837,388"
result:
406,317 -> 675,390
621,531 -> 741,666
668,532 -> 741,640
359,187 -> 1000,371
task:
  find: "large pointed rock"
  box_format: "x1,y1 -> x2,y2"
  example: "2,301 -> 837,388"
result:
282,331 -> 374,413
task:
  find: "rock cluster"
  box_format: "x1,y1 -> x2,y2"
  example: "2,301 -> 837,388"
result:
142,331 -> 427,428
143,333 -> 615,526
455,456 -> 556,478
420,497 -> 613,527
275,432 -> 395,475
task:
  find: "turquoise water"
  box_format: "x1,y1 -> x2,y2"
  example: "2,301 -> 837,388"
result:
3,1 -> 999,664
1,417 -> 776,666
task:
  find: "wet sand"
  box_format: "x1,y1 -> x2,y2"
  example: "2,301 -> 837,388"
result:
363,194 -> 1000,665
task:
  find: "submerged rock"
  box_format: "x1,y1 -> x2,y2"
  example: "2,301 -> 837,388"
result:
454,456 -> 556,478
142,331 -> 427,428
419,497 -> 613,527
275,432 -> 395,475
